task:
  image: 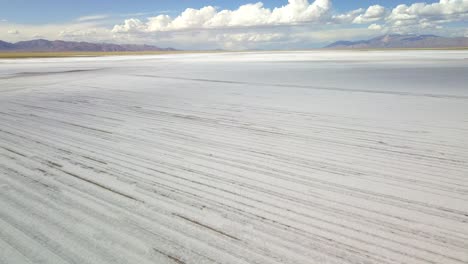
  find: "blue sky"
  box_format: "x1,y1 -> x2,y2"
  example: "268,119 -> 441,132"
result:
0,0 -> 466,49
0,0 -> 440,23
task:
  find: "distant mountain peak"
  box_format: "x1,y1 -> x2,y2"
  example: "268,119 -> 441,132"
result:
325,34 -> 468,49
0,39 -> 176,52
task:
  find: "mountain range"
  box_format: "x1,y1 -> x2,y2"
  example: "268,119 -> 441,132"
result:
0,39 -> 175,52
325,34 -> 468,49
1,34 -> 467,51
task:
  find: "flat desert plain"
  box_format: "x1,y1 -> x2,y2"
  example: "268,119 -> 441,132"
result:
0,51 -> 467,264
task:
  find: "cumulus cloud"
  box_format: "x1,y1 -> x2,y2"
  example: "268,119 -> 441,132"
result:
113,0 -> 332,33
0,0 -> 467,49
387,0 -> 468,28
332,8 -> 364,24
113,18 -> 147,33
353,5 -> 386,24
368,23 -> 383,30
107,0 -> 468,48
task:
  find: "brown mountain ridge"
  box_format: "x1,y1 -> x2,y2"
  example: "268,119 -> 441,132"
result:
325,34 -> 468,49
0,39 -> 176,52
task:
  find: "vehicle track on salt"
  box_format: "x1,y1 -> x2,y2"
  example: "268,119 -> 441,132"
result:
1,51 -> 467,264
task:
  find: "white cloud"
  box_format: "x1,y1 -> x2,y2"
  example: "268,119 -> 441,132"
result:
332,8 -> 364,24
387,0 -> 468,28
76,14 -> 110,22
7,29 -> 19,35
216,32 -> 284,42
111,18 -> 146,33
59,28 -> 98,37
0,0 -> 467,49
368,23 -> 383,30
353,5 -> 386,24
113,0 -> 332,33
214,32 -> 286,49
0,22 -> 113,43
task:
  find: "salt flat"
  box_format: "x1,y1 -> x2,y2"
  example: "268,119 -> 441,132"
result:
0,51 -> 467,264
